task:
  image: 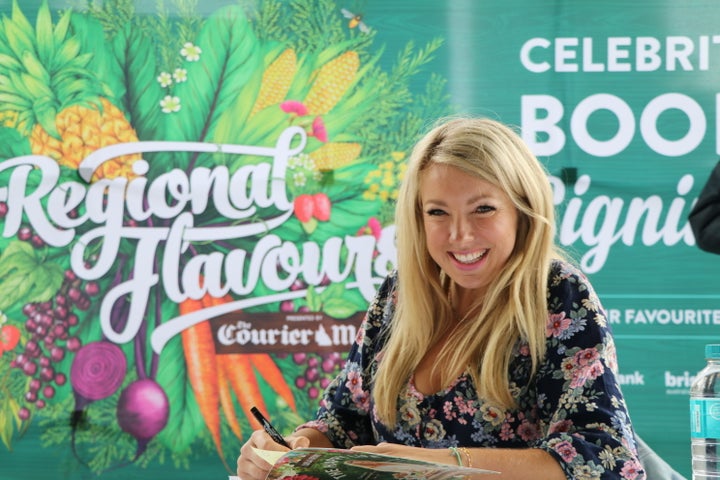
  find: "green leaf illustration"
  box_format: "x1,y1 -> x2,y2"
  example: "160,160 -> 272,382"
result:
110,22 -> 164,141
305,285 -> 322,311
163,5 -> 262,145
0,126 -> 30,159
155,334 -> 205,452
0,356 -> 27,450
69,11 -> 126,105
323,298 -> 358,319
0,241 -> 63,310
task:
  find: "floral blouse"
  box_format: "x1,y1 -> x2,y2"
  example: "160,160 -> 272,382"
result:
299,260 -> 645,479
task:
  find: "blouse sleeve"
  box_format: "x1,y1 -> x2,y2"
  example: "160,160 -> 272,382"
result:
294,272 -> 397,448
689,160 -> 720,254
533,261 -> 645,480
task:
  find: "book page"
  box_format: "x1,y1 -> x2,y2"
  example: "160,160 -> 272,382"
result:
265,448 -> 499,479
252,447 -> 285,465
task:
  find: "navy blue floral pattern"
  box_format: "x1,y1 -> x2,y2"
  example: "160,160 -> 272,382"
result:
298,260 -> 645,479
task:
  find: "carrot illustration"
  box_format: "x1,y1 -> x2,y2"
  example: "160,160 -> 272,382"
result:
217,362 -> 244,440
223,353 -> 266,430
249,353 -> 297,412
201,293 -> 265,435
200,293 -> 294,433
179,296 -> 229,471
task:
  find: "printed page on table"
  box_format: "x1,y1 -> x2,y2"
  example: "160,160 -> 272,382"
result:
249,447 -> 499,479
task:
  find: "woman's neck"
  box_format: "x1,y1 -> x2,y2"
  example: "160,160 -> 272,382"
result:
450,283 -> 484,320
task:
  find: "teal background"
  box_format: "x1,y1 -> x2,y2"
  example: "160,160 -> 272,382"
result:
4,1 -> 720,478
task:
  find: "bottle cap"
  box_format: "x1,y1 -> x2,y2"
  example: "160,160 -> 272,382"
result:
706,344 -> 720,359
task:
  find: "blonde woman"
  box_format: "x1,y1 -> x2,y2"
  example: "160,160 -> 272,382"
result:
237,117 -> 645,479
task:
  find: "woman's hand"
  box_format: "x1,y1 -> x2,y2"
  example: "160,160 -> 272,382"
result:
236,429 -> 310,480
351,442 -> 457,466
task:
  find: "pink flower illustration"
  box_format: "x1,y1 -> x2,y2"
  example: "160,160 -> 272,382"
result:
553,440 -> 577,463
455,395 -> 477,416
353,390 -> 371,412
516,419 -> 540,442
548,418 -> 574,434
573,347 -> 600,367
312,116 -> 328,142
443,400 -> 456,420
546,311 -> 572,338
499,422 -> 515,441
280,100 -> 308,116
621,459 -> 643,479
356,217 -> 382,240
569,361 -> 605,389
345,370 -> 363,393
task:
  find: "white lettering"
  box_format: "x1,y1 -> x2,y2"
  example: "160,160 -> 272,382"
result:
0,128 -> 395,354
554,174 -> 695,273
522,93 -> 709,157
520,35 -> 720,72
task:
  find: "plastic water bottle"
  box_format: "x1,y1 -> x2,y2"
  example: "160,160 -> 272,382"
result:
690,344 -> 720,479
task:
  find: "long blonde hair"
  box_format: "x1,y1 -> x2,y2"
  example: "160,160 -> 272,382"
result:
373,117 -> 563,426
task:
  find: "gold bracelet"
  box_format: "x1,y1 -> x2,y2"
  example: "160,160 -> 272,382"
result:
459,447 -> 472,468
449,446 -> 463,466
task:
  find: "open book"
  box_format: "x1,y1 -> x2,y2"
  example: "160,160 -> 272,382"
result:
231,447 -> 499,479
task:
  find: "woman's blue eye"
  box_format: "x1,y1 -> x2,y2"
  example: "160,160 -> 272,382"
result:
426,208 -> 446,216
477,205 -> 495,214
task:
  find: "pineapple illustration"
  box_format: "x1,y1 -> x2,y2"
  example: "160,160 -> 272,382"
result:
0,111 -> 20,129
0,2 -> 140,181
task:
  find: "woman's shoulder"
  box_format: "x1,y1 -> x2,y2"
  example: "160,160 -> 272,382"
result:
376,269 -> 399,300
548,258 -> 593,290
545,258 -> 610,343
366,270 -> 399,323
546,258 -> 603,314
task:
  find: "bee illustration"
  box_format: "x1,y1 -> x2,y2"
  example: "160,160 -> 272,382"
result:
341,8 -> 370,33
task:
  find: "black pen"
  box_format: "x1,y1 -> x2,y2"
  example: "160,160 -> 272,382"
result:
251,406 -> 291,449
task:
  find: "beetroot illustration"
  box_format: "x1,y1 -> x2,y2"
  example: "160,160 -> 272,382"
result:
116,378 -> 170,460
70,341 -> 127,414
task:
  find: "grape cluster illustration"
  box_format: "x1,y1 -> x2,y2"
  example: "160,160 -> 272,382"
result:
10,269 -> 99,419
291,352 -> 345,399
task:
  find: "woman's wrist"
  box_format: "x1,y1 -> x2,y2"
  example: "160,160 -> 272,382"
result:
449,446 -> 463,466
448,446 -> 473,467
459,447 -> 472,467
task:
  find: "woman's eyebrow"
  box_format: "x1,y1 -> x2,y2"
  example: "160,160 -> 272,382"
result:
422,194 -> 496,206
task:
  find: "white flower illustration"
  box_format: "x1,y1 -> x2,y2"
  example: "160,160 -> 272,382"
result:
293,171 -> 307,188
157,71 -> 172,88
173,68 -> 188,83
160,95 -> 181,113
180,42 -> 202,62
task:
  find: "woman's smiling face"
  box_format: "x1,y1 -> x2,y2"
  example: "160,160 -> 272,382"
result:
420,163 -> 518,303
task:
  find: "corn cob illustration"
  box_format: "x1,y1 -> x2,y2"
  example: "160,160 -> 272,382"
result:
309,142 -> 361,171
250,48 -> 298,117
0,1 -> 140,181
304,51 -> 359,115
